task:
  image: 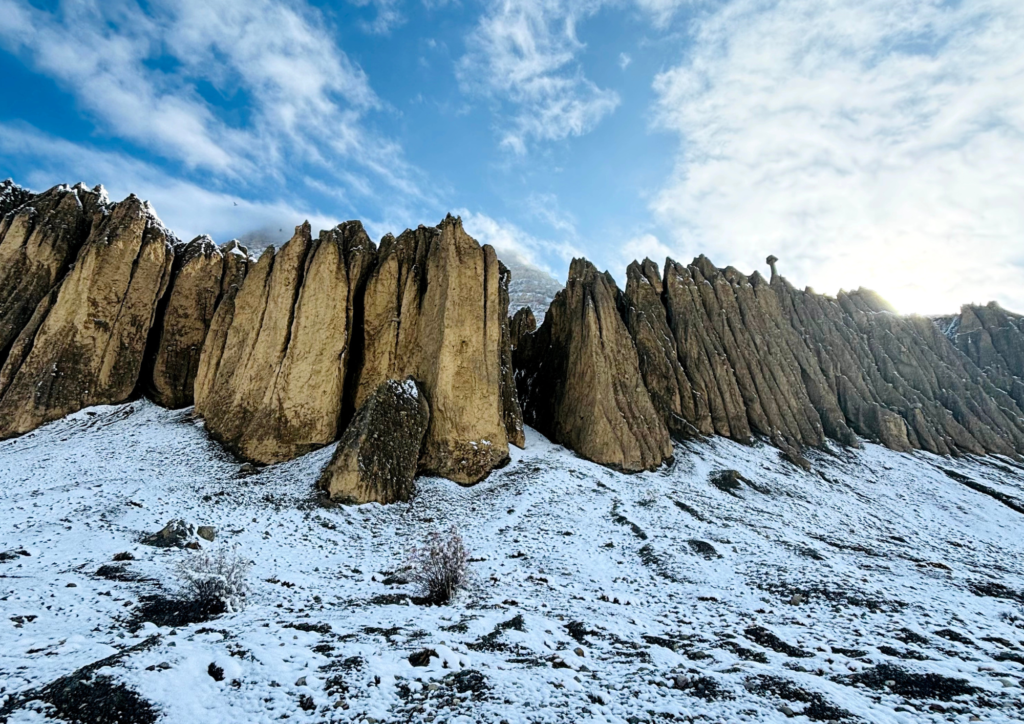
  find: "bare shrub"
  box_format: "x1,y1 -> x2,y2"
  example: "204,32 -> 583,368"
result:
407,525 -> 469,605
174,547 -> 252,614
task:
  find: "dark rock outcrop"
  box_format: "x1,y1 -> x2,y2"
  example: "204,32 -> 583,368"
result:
145,236 -> 250,408
195,222 -> 376,463
498,261 -> 526,448
358,215 -> 518,484
620,259 -> 704,440
515,258 -> 673,472
509,307 -> 536,350
317,378 -> 430,504
0,195 -> 175,438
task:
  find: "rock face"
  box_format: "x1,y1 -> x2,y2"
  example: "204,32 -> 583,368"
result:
0,179 -> 34,218
940,303 -> 1024,411
498,261 -> 526,448
145,236 -> 250,408
509,307 -> 536,350
317,378 -> 430,504
774,279 -> 1024,456
0,184 -> 106,371
358,215 -> 518,483
195,222 -> 376,463
0,195 -> 174,439
515,258 -> 673,472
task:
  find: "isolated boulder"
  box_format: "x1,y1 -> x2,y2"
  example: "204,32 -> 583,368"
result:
195,222 -> 376,463
318,378 -> 430,505
141,519 -> 194,548
358,215 -> 516,483
509,306 -> 536,350
515,258 -> 673,472
0,195 -> 174,439
145,236 -> 247,408
0,184 -> 106,371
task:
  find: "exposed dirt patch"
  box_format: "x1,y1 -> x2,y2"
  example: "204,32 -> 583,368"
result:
746,675 -> 854,721
744,626 -> 812,658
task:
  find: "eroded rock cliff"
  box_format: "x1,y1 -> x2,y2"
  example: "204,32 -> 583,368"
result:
515,258 -> 673,472
195,222 -> 376,463
0,194 -> 175,438
358,215 -> 518,483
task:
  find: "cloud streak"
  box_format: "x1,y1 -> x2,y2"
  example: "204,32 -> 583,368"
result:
650,0 -> 1024,314
0,0 -> 423,199
458,0 -> 620,154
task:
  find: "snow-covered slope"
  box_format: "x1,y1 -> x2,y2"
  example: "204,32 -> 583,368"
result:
1,402 -> 1023,723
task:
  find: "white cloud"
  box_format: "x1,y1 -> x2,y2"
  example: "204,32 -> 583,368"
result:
0,123 -> 338,244
456,207 -> 581,279
632,0 -> 690,29
651,0 -> 1024,314
0,0 -> 422,199
347,0 -> 406,34
618,52 -> 632,70
458,0 -> 620,154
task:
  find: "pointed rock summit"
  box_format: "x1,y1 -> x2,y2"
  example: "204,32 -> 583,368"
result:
145,236 -> 250,409
0,194 -> 174,438
515,258 -> 673,472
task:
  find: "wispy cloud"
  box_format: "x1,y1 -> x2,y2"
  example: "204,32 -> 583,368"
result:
348,0 -> 406,35
0,122 -> 338,243
0,0 -> 423,199
456,207 -> 581,278
651,0 -> 1024,314
457,0 -> 620,154
618,52 -> 632,70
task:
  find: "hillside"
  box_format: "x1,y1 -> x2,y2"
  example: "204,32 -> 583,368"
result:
1,401 -> 1023,723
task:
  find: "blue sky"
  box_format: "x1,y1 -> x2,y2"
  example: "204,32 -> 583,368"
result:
1,0 -> 1022,314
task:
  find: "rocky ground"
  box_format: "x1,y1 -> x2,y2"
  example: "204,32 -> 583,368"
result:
1,401 -> 1023,723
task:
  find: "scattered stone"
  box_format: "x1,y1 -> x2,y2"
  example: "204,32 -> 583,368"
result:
141,519 -> 194,548
208,663 -> 225,682
196,526 -> 216,542
409,649 -> 439,667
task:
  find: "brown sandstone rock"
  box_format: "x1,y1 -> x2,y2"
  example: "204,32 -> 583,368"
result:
509,307 -> 537,350
0,184 -> 106,369
0,195 -> 175,438
145,235 -> 243,408
195,222 -> 376,463
515,258 -> 673,472
358,215 -> 513,483
942,303 -> 1024,410
317,378 -> 430,504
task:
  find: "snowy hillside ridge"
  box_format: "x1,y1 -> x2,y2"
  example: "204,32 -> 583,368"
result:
2,401 -> 1023,723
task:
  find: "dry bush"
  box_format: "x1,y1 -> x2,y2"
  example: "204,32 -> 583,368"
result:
174,547 -> 252,613
407,525 -> 469,605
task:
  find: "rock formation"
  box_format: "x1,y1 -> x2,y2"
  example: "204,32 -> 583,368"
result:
195,222 -> 376,463
357,215 -> 519,483
515,258 -> 673,472
317,378 -> 430,504
0,179 -> 33,218
0,195 -> 175,438
0,184 -> 107,371
509,307 -> 536,350
144,236 -> 250,408
940,303 -> 1024,411
498,261 -> 526,448
773,279 -> 1024,456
